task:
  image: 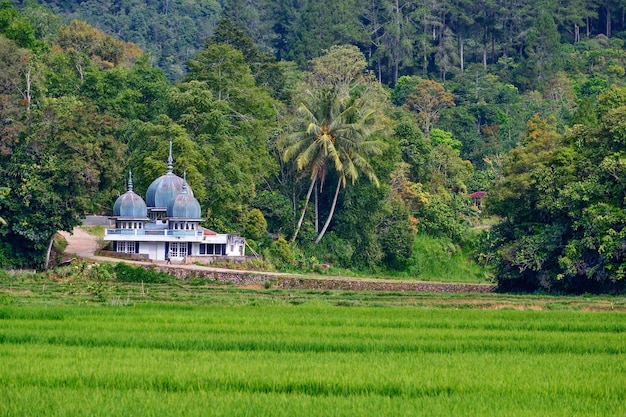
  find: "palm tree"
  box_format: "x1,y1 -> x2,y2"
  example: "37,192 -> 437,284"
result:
283,89 -> 386,243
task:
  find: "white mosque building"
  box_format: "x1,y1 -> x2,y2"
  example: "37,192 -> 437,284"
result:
103,143 -> 246,262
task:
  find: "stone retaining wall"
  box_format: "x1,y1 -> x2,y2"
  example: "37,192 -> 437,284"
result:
134,264 -> 497,292
144,265 -> 274,285
184,256 -> 256,265
275,278 -> 496,293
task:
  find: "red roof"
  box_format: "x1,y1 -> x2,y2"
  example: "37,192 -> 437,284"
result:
469,191 -> 486,199
200,227 -> 217,236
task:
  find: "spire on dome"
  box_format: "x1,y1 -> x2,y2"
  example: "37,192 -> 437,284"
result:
182,171 -> 188,194
127,170 -> 133,192
113,169 -> 148,218
145,140 -> 194,208
167,138 -> 173,174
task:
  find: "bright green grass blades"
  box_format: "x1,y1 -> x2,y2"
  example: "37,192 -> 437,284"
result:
0,305 -> 624,416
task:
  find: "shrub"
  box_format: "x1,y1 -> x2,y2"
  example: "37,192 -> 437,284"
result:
113,263 -> 173,284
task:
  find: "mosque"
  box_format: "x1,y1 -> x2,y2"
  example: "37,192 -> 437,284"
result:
103,143 -> 246,262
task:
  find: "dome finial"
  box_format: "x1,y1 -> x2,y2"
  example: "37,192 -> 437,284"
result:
128,170 -> 133,192
167,138 -> 173,174
182,171 -> 188,194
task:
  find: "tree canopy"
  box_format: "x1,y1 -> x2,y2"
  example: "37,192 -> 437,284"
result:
3,1 -> 626,292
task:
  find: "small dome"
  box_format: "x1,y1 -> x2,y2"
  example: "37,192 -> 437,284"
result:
113,171 -> 147,217
167,178 -> 201,219
114,191 -> 148,217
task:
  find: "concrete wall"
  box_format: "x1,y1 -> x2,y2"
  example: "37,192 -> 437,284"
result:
98,250 -> 150,261
82,215 -> 114,226
185,255 -> 255,265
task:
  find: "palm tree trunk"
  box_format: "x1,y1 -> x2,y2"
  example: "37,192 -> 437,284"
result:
315,176 -> 342,244
291,171 -> 317,242
44,232 -> 55,270
315,184 -> 319,233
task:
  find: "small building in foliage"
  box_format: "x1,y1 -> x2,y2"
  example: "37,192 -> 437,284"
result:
469,191 -> 486,211
103,142 -> 245,262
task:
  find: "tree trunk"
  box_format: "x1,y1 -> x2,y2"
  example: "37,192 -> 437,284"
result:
482,36 -> 487,69
315,176 -> 342,244
44,232 -> 55,270
23,67 -> 32,111
606,3 -> 611,37
459,34 -> 464,73
291,171 -> 317,242
315,184 -> 319,233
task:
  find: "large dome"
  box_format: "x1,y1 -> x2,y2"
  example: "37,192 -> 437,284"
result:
167,181 -> 201,219
145,173 -> 194,208
113,172 -> 147,218
145,141 -> 194,208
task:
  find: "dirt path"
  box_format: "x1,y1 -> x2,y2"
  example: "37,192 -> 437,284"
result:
59,227 -> 497,292
59,227 -> 100,259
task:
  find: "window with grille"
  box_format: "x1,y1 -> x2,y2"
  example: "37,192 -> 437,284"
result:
117,241 -> 135,253
170,242 -> 187,257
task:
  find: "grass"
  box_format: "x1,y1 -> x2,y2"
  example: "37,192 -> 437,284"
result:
0,303 -> 624,416
1,267 -> 625,415
82,225 -> 106,237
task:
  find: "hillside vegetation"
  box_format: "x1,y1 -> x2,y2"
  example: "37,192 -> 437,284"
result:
2,1 -> 626,292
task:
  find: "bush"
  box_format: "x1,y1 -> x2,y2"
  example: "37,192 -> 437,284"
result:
403,233 -> 488,282
269,238 -> 294,266
113,263 -> 173,284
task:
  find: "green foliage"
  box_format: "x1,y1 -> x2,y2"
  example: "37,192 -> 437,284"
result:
401,233 -> 487,282
376,198 -> 415,269
0,1 -> 41,50
416,196 -> 469,243
521,11 -> 563,90
182,42 -> 278,226
28,0 -> 221,79
391,75 -> 421,106
208,17 -> 291,102
253,190 -> 294,237
487,100 -> 626,293
5,0 -> 626,290
113,263 -> 174,284
243,208 -> 268,241
302,232 -> 354,268
429,128 -> 462,154
0,94 -> 125,266
269,237 -> 294,266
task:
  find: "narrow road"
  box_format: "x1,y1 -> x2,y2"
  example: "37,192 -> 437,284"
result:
59,227 -> 496,292
59,227 -> 101,259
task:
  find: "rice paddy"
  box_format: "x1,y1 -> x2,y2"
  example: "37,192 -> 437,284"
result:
1,300 -> 625,416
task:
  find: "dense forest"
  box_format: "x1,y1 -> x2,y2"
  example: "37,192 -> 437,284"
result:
2,0 -> 626,293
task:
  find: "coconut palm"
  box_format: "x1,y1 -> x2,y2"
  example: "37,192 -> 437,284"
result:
283,89 -> 386,243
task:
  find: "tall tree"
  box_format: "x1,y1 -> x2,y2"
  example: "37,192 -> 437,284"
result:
523,10 -> 563,88
183,43 -> 278,226
404,79 -> 455,134
282,46 -> 388,243
0,97 -> 125,267
283,89 -> 387,243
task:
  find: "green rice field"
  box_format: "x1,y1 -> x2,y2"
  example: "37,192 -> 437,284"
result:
1,301 -> 625,416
